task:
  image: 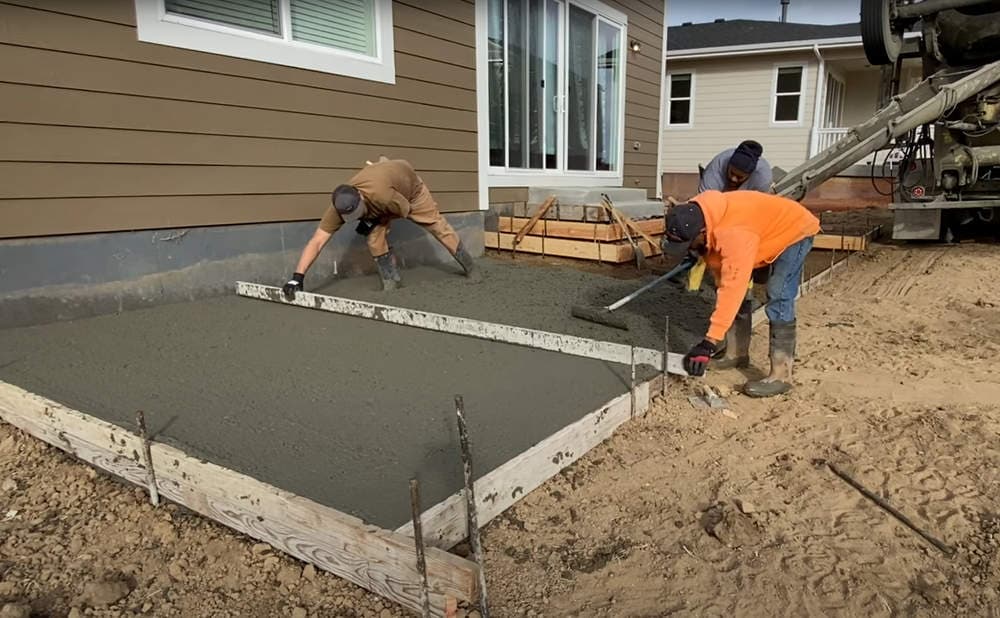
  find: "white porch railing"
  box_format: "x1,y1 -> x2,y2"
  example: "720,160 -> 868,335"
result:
811,126 -> 934,170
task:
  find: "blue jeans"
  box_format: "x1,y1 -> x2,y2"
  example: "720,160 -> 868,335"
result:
765,236 -> 814,324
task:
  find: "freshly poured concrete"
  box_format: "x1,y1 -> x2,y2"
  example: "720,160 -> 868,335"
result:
0,257 -> 719,528
0,294 -> 645,529
319,257 -> 716,354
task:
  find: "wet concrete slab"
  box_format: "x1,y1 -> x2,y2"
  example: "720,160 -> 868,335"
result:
319,257 -> 717,354
0,292 -> 651,529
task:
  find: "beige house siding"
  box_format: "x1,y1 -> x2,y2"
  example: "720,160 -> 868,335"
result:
0,0 -> 478,239
841,69 -> 880,127
661,51 -> 819,174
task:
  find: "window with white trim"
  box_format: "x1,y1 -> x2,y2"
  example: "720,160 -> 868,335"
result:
773,65 -> 804,123
667,73 -> 692,126
134,0 -> 395,83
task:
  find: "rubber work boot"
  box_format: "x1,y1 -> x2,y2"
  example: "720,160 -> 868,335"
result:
743,320 -> 795,398
373,251 -> 402,291
453,241 -> 481,281
714,299 -> 752,370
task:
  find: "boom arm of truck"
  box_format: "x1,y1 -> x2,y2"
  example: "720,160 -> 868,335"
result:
773,59 -> 1000,201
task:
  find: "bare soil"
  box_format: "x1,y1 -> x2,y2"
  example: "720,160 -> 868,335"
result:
3,243 -> 1000,617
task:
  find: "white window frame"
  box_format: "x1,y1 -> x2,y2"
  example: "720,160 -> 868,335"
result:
475,0 -> 628,197
665,71 -> 694,128
134,0 -> 396,84
770,63 -> 807,127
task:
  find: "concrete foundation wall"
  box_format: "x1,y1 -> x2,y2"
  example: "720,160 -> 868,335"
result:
0,213 -> 484,329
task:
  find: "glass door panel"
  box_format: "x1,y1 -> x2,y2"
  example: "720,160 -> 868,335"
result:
596,19 -> 621,171
566,4 -> 594,171
544,0 -> 561,169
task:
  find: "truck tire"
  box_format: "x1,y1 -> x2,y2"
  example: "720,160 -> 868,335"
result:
862,0 -> 902,65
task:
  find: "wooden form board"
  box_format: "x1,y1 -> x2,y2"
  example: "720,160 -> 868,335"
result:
0,381 -> 479,616
497,216 -> 665,242
485,232 -> 661,263
235,282 -> 687,375
396,380 -> 653,549
812,233 -> 869,252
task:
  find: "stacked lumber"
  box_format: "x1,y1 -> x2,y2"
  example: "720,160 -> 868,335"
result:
486,215 -> 665,263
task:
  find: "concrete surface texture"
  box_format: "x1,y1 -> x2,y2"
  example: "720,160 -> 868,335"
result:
0,293 -> 641,529
0,213 -> 484,329
319,257 -> 716,353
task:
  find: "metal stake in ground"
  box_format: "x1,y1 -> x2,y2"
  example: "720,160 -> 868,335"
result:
661,316 -> 670,398
455,396 -> 490,618
630,346 -> 637,418
135,410 -> 160,507
408,478 -> 432,618
817,459 -> 955,555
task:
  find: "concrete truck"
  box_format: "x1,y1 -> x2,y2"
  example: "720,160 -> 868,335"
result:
772,0 -> 1000,241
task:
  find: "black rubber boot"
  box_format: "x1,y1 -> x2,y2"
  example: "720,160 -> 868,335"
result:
453,241 -> 481,280
743,320 -> 795,398
373,251 -> 402,291
714,299 -> 752,370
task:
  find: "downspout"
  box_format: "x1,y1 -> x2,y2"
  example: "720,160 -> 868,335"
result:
655,0 -> 669,199
810,44 -> 826,158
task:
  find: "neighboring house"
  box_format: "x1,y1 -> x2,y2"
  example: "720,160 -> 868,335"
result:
0,0 -> 666,320
660,19 -> 922,198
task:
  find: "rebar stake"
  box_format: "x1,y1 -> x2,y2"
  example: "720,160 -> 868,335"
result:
630,346 -> 637,417
456,396 -> 490,618
135,411 -> 159,507
661,316 -> 670,398
408,478 -> 432,618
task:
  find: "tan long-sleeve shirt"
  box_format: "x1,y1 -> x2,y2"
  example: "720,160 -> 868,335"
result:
319,159 -> 423,234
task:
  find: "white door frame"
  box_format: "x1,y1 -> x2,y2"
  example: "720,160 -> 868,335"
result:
475,0 -> 628,210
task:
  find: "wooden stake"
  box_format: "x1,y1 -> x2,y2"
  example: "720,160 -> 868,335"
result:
456,396 -> 491,618
661,317 -> 670,398
135,410 -> 160,507
409,478 -> 432,618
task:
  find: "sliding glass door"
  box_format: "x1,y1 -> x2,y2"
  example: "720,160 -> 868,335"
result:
488,0 -> 624,175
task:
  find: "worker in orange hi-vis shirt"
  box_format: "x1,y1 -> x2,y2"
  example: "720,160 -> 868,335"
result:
661,190 -> 820,398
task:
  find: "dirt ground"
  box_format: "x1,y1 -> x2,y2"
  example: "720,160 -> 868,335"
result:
3,242 -> 1000,617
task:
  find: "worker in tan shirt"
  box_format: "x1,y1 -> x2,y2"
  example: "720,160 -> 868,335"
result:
282,158 -> 476,296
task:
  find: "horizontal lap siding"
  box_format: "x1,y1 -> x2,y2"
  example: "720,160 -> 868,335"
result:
661,53 -> 817,174
612,0 -> 664,198
0,0 -> 478,238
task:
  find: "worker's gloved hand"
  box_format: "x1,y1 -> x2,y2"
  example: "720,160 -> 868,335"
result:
683,339 -> 717,377
282,273 -> 305,300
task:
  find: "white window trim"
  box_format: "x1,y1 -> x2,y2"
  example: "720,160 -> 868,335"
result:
665,71 -> 694,128
134,0 -> 396,84
474,0 -> 627,208
770,63 -> 807,127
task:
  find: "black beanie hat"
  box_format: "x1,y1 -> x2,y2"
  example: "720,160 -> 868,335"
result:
663,202 -> 706,257
728,140 -> 764,174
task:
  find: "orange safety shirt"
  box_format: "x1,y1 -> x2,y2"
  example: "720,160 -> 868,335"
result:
692,190 -> 820,341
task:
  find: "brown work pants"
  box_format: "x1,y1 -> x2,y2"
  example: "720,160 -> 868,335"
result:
366,180 -> 460,257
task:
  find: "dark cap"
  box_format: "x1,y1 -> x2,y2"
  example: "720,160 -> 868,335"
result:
728,140 -> 764,174
662,202 -> 706,257
332,184 -> 362,216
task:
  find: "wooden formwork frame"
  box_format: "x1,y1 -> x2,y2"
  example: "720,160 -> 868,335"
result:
0,380 -> 479,616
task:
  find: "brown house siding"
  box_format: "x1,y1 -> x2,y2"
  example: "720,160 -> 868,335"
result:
614,0 -> 663,197
0,0 -> 478,238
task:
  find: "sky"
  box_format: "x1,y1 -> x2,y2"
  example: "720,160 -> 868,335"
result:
667,0 -> 861,26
